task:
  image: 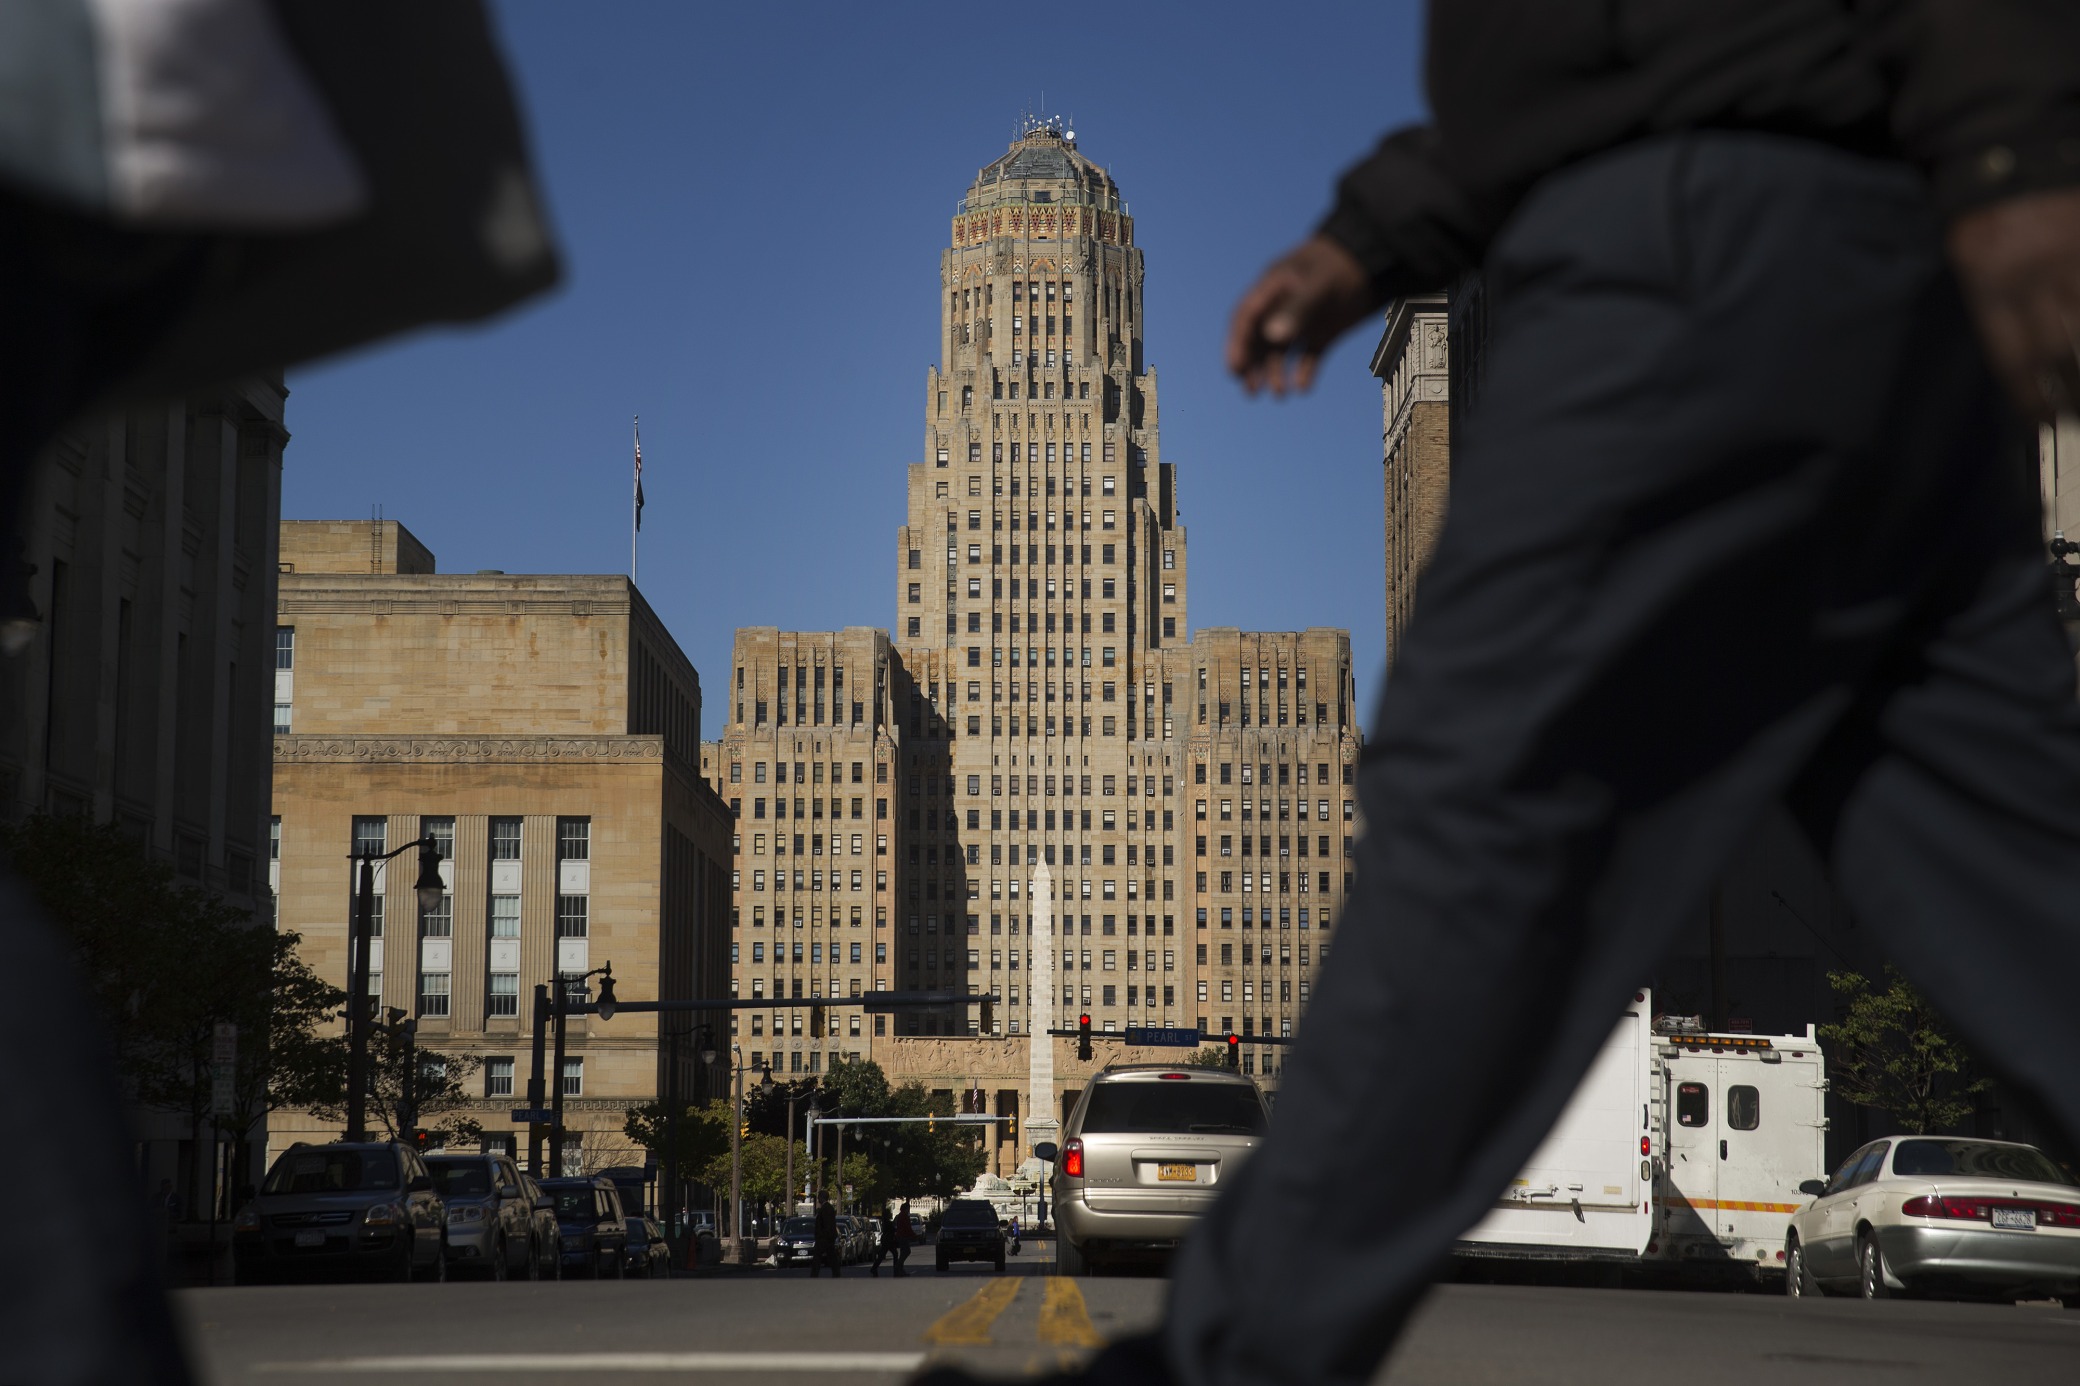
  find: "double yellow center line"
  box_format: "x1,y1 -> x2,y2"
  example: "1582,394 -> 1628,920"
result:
923,1277 -> 1103,1349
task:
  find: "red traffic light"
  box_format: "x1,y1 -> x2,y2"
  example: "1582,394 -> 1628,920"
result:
1225,1035 -> 1241,1070
1079,1013 -> 1091,1029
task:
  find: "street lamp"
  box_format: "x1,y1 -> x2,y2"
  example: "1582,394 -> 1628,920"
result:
345,835 -> 443,1142
727,1042 -> 746,1264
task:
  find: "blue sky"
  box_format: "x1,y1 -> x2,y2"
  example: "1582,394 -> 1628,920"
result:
282,1 -> 1429,737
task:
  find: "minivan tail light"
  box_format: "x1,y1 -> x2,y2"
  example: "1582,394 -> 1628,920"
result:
1063,1138 -> 1084,1178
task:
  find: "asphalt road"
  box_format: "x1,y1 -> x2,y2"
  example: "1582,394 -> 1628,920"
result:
181,1240 -> 2080,1385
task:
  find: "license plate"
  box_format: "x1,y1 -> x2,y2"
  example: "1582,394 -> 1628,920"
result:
1992,1207 -> 2037,1231
294,1229 -> 326,1248
1157,1163 -> 1198,1182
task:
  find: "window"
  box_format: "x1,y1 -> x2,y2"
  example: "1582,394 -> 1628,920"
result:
418,971 -> 450,1018
557,818 -> 589,860
486,1058 -> 515,1097
274,626 -> 295,669
560,1058 -> 583,1097
491,817 -> 521,860
1727,1085 -> 1760,1131
556,895 -> 588,938
490,895 -> 519,938
488,972 -> 518,1017
1675,1082 -> 1710,1128
273,703 -> 292,735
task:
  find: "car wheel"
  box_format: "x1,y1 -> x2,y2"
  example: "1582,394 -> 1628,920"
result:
612,1250 -> 626,1280
936,1250 -> 949,1272
1055,1235 -> 1088,1277
994,1248 -> 1006,1272
1786,1238 -> 1822,1299
232,1260 -> 270,1288
1859,1233 -> 1891,1300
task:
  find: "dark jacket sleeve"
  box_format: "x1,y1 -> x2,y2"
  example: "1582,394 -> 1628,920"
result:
1314,124 -> 1493,300
1873,0 -> 2080,217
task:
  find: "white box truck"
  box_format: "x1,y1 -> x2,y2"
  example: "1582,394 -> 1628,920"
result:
1456,988 -> 1827,1282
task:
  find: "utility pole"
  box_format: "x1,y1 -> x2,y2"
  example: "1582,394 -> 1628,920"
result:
527,985 -> 549,1175
344,852 -> 377,1141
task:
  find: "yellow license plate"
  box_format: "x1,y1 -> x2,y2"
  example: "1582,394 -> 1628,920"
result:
1157,1163 -> 1198,1182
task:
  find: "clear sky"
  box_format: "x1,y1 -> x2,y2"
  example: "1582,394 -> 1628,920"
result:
281,0 -> 1430,738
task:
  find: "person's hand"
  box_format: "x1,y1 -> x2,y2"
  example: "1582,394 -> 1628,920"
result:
1226,234 -> 1376,396
1947,187 -> 2080,422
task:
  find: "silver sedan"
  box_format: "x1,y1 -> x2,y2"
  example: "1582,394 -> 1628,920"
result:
1786,1137 -> 2080,1301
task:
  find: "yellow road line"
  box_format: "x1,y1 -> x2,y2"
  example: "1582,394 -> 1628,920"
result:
923,1278 -> 1023,1346
1037,1277 -> 1104,1348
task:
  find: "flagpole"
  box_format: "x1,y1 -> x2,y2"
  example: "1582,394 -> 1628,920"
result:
632,416 -> 641,582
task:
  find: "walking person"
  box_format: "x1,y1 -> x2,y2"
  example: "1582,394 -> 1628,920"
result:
809,1191 -> 841,1278
870,1202 -> 898,1276
922,3 -> 2080,1384
892,1199 -> 915,1277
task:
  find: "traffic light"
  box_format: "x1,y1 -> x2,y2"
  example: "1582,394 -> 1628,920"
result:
1226,1034 -> 1241,1070
412,1128 -> 432,1151
1005,1113 -> 1017,1144
810,1004 -> 826,1039
928,1111 -> 938,1134
740,1120 -> 750,1139
1077,1013 -> 1093,1062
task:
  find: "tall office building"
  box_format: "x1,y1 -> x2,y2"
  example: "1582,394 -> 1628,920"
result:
708,122 -> 1361,1152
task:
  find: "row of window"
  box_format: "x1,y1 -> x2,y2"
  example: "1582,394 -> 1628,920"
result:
349,815 -> 589,862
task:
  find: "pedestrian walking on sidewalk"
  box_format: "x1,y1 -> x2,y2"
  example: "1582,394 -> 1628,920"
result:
873,1200 -> 915,1277
809,1191 -> 840,1278
919,3 -> 2080,1385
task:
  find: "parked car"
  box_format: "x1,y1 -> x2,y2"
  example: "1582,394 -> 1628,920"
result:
426,1152 -> 537,1280
517,1172 -> 561,1280
909,1212 -> 928,1243
1786,1137 -> 2080,1301
539,1176 -> 629,1279
1046,1063 -> 1271,1276
935,1199 -> 1007,1272
624,1215 -> 672,1278
836,1215 -> 871,1263
232,1141 -> 446,1285
773,1215 -> 819,1267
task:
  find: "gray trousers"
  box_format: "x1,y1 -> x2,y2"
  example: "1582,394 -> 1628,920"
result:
1163,133 -> 2080,1386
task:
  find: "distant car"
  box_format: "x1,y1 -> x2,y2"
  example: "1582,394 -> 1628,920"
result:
909,1212 -> 928,1243
623,1215 -> 672,1278
1046,1063 -> 1271,1276
516,1172 -> 561,1280
538,1176 -> 629,1279
773,1215 -> 819,1268
426,1153 -> 537,1280
1786,1137 -> 2080,1301
935,1199 -> 1007,1272
836,1215 -> 871,1263
232,1142 -> 446,1284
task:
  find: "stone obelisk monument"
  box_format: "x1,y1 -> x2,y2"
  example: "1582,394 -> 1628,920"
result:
1026,857 -> 1058,1156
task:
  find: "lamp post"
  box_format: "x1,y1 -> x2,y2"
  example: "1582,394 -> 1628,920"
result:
725,1045 -> 755,1263
345,836 -> 443,1142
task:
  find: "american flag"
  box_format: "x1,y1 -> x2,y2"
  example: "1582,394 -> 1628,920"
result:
633,418 -> 645,532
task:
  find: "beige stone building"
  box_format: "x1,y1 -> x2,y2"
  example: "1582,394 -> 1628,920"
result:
270,521 -> 733,1174
1371,295 -> 1451,667
0,383 -> 286,1210
705,122 -> 1361,1165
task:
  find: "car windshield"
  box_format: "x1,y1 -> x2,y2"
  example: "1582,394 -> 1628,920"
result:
548,1187 -> 597,1221
263,1149 -> 399,1195
1079,1079 -> 1267,1136
1892,1140 -> 2076,1185
626,1220 -> 650,1244
940,1201 -> 996,1227
428,1163 -> 492,1198
782,1217 -> 816,1236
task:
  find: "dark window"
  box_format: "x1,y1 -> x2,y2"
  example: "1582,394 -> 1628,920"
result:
1726,1085 -> 1759,1132
263,1149 -> 399,1194
1890,1139 -> 2075,1184
1078,1079 -> 1267,1136
1846,1142 -> 1891,1190
1675,1082 -> 1709,1128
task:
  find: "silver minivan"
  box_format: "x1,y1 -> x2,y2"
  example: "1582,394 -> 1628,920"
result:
1043,1064 -> 1270,1275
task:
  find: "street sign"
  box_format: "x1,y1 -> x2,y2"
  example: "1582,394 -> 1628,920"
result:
211,1022 -> 238,1117
509,1108 -> 555,1124
1124,1026 -> 1200,1048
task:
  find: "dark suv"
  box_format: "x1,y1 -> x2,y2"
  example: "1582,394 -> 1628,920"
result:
935,1199 -> 1007,1272
539,1176 -> 629,1279
232,1142 -> 446,1284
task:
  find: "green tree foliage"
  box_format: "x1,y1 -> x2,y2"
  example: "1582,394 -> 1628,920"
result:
1820,967 -> 1992,1135
741,1058 -> 987,1202
623,1097 -> 731,1174
307,1026 -> 485,1147
1185,1048 -> 1232,1069
1,813 -> 345,1133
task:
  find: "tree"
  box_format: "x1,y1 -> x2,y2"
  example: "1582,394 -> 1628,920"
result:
307,1026 -> 485,1147
1185,1048 -> 1231,1069
623,1098 -> 731,1174
1820,967 -> 1992,1134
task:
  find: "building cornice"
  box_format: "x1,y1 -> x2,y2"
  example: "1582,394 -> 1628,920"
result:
274,735 -> 665,764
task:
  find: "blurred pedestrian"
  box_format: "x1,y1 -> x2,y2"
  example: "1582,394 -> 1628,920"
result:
921,2 -> 2080,1384
809,1190 -> 841,1278
0,4 -> 556,1382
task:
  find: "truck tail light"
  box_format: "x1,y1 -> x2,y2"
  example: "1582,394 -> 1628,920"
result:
1640,1136 -> 1650,1156
1063,1138 -> 1084,1179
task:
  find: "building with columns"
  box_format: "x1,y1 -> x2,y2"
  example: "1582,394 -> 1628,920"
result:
269,520 -> 734,1174
705,120 -> 1361,1165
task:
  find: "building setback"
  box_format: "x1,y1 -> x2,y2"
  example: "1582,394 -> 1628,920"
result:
270,521 -> 734,1174
705,122 -> 1362,1161
0,383 -> 286,1212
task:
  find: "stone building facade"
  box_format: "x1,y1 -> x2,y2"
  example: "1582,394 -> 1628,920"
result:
705,122 -> 1361,1164
1370,295 -> 1451,667
270,521 -> 734,1173
0,382 -> 286,1210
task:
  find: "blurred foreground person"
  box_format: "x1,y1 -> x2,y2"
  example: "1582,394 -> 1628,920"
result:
922,2 -> 2080,1384
0,3 -> 557,1381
